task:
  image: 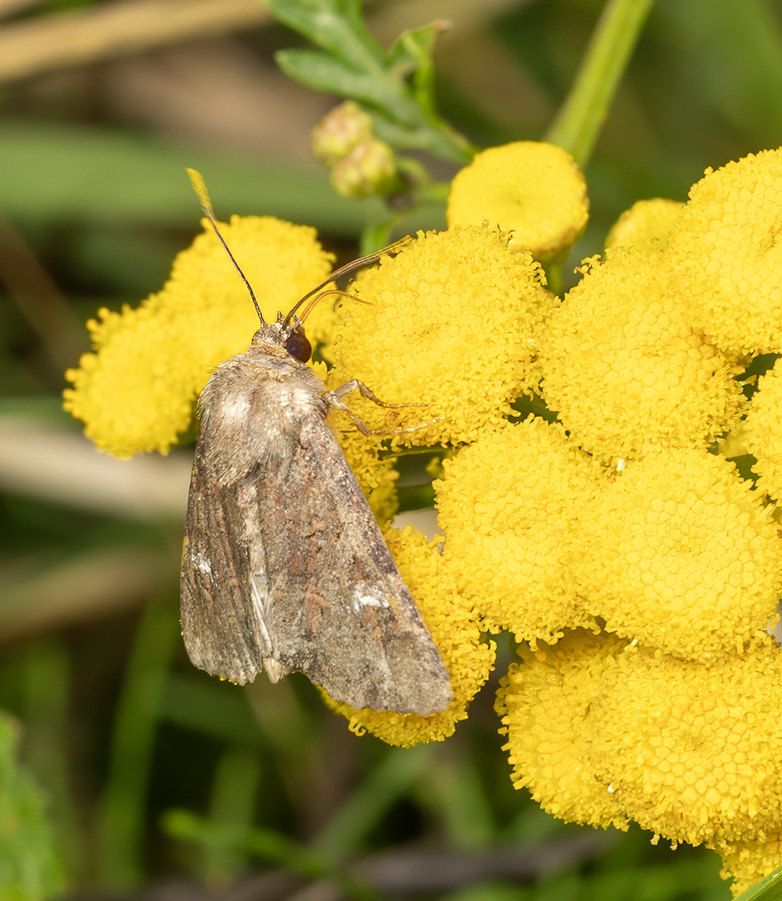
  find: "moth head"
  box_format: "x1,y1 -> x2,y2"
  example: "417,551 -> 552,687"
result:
250,316 -> 312,364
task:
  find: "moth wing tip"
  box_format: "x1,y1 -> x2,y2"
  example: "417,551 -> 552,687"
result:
264,658 -> 287,683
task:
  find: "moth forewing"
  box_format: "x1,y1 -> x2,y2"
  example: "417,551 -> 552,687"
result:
180,309 -> 452,715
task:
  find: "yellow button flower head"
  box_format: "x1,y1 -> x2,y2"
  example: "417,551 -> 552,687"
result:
538,247 -> 745,464
712,833 -> 782,897
499,631 -> 782,850
326,526 -> 496,747
446,141 -> 589,261
587,637 -> 782,846
668,148 -> 782,356
496,630 -> 630,831
63,217 -> 335,457
435,418 -> 607,644
742,357 -> 782,501
572,448 -> 782,660
605,198 -> 685,250
330,227 -> 554,447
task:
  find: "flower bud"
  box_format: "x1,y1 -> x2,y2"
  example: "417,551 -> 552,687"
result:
310,101 -> 373,167
330,139 -> 397,198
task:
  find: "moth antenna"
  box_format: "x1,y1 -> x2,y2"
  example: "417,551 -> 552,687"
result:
186,168 -> 265,325
282,235 -> 413,328
296,289 -> 370,324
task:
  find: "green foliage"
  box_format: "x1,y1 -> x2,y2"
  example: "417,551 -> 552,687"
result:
267,0 -> 475,162
0,714 -> 64,900
736,866 -> 782,901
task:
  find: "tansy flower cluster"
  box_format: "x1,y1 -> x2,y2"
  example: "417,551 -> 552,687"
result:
65,142 -> 782,896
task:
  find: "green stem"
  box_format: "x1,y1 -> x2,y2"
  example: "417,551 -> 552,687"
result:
546,0 -> 655,167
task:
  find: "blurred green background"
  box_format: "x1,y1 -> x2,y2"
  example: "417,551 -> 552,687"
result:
2,0 -> 782,898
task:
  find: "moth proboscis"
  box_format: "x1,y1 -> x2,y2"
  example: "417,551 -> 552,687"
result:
179,169 -> 452,715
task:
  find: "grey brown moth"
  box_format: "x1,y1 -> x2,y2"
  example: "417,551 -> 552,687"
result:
180,171 -> 452,715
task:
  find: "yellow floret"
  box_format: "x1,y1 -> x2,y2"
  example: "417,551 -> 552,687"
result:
605,198 -> 685,250
538,247 -> 745,464
496,630 -> 630,831
436,418 -> 607,644
668,148 -> 782,355
572,448 -> 782,660
712,834 -> 782,897
587,638 -> 782,846
63,217 -> 334,456
330,227 -> 554,447
326,526 -> 496,747
446,141 -> 589,261
742,357 -> 782,501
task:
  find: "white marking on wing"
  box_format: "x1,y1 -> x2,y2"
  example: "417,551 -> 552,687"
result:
221,395 -> 251,423
351,584 -> 391,613
192,552 -> 212,575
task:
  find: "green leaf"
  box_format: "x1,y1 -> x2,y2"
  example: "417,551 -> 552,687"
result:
387,20 -> 448,112
275,48 -> 380,100
275,49 -> 418,124
265,0 -> 385,73
266,0 -> 473,164
388,20 -> 449,83
0,713 -> 65,900
734,864 -> 782,901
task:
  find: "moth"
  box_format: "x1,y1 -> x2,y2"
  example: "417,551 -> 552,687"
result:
180,171 -> 452,715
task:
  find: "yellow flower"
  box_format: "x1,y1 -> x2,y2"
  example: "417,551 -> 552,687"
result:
499,631 -> 782,848
587,637 -> 782,846
712,834 -> 782,897
330,227 -> 554,447
742,357 -> 782,501
668,148 -> 782,356
435,418 -> 606,644
446,141 -> 589,261
605,198 -> 685,250
326,526 -> 496,747
63,217 -> 335,456
572,448 -> 782,660
538,247 -> 745,464
496,630 -> 630,831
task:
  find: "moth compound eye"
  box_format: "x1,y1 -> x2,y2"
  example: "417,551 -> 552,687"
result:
285,326 -> 312,363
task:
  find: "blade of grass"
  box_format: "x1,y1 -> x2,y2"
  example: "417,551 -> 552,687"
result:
96,595 -> 179,888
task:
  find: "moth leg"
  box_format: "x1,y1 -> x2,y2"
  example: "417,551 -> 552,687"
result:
323,380 -> 434,436
323,379 -> 426,409
335,405 -> 436,437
